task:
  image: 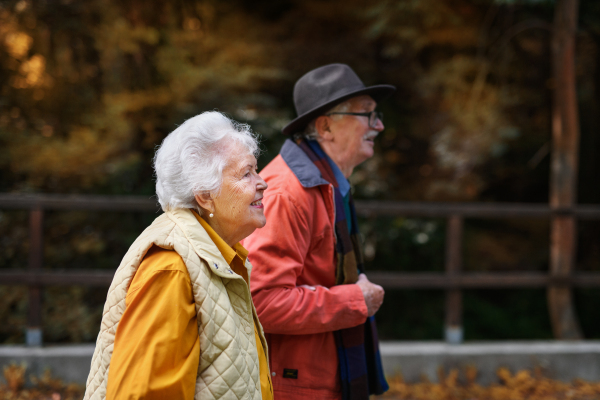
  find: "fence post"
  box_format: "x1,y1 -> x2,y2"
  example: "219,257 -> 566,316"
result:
444,215 -> 463,344
547,0 -> 582,339
27,206 -> 43,346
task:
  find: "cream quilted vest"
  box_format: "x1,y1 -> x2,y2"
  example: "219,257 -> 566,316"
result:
84,208 -> 265,400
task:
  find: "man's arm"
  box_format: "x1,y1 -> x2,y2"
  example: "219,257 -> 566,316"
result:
246,191 -> 369,335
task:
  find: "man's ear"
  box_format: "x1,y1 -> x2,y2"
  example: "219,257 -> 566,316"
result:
194,192 -> 214,214
315,115 -> 333,141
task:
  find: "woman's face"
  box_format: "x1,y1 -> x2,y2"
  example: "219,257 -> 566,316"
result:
208,142 -> 267,245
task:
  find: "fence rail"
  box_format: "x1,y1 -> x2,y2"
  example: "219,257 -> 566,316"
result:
4,270 -> 600,288
2,193 -> 600,217
1,193 -> 600,345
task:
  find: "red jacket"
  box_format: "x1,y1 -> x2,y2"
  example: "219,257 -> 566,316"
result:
243,140 -> 368,400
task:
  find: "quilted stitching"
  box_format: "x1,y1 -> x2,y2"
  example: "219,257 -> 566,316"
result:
83,209 -> 263,400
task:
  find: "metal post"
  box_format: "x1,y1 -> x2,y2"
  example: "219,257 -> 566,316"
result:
548,0 -> 582,339
444,215 -> 463,344
27,207 -> 43,346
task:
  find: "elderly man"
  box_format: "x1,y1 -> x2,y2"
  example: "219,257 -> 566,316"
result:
244,64 -> 395,400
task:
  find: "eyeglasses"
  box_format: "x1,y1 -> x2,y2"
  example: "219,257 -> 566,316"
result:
325,111 -> 383,129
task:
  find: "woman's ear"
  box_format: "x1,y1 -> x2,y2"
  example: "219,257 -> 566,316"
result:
194,192 -> 214,215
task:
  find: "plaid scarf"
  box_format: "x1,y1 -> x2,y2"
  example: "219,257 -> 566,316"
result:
297,139 -> 389,400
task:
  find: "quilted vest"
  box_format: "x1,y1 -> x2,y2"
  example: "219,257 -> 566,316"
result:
83,208 -> 265,400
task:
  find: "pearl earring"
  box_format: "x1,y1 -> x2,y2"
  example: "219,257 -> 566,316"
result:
209,213 -> 214,218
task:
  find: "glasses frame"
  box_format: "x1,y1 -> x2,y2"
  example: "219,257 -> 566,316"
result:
325,111 -> 383,129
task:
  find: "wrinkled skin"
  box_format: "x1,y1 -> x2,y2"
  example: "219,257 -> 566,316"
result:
315,95 -> 384,178
195,142 -> 268,246
356,274 -> 384,317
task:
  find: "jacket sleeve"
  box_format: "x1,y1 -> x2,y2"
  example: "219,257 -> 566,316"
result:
106,249 -> 200,400
245,191 -> 368,335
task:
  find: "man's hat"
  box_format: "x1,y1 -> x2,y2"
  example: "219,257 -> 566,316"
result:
282,63 -> 396,135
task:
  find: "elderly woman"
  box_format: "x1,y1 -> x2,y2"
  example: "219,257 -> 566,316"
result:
83,112 -> 272,400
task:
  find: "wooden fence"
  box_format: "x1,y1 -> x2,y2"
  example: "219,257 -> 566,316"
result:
2,193 -> 600,345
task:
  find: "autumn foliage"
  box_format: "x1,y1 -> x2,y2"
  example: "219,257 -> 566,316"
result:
377,367 -> 600,400
2,0 -> 600,343
0,364 -> 83,400
3,363 -> 600,400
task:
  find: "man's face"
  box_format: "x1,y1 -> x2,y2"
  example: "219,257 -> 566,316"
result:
320,95 -> 384,177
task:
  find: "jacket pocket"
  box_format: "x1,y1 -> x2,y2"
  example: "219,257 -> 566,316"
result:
268,332 -> 340,392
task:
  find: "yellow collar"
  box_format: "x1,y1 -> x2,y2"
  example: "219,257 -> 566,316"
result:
192,210 -> 248,266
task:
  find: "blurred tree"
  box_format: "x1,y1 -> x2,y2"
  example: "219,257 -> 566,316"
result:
1,0 -> 600,342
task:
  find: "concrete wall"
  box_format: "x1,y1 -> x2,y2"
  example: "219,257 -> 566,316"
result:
381,341 -> 600,384
2,341 -> 600,386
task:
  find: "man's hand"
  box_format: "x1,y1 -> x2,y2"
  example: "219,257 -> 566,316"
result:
356,273 -> 384,317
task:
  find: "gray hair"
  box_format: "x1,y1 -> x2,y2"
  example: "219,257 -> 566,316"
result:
294,100 -> 352,141
154,111 -> 259,214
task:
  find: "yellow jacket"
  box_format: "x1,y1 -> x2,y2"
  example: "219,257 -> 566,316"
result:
84,208 -> 268,400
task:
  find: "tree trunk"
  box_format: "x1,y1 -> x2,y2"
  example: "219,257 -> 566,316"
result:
547,0 -> 582,340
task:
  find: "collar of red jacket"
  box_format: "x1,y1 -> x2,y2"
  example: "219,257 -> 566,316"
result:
280,139 -> 331,189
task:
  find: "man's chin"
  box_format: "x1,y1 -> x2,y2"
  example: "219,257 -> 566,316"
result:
354,153 -> 374,169
362,144 -> 375,157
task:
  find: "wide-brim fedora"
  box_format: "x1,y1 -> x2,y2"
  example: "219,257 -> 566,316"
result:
282,63 -> 396,135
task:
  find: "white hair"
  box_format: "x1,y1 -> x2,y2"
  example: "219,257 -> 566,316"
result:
154,111 -> 259,214
295,100 -> 353,141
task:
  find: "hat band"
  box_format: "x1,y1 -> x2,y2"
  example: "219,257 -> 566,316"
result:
297,84 -> 367,115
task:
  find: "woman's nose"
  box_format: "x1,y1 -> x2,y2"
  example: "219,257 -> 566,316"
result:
257,175 -> 268,191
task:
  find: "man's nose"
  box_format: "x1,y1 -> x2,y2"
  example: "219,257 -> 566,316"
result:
374,117 -> 384,132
